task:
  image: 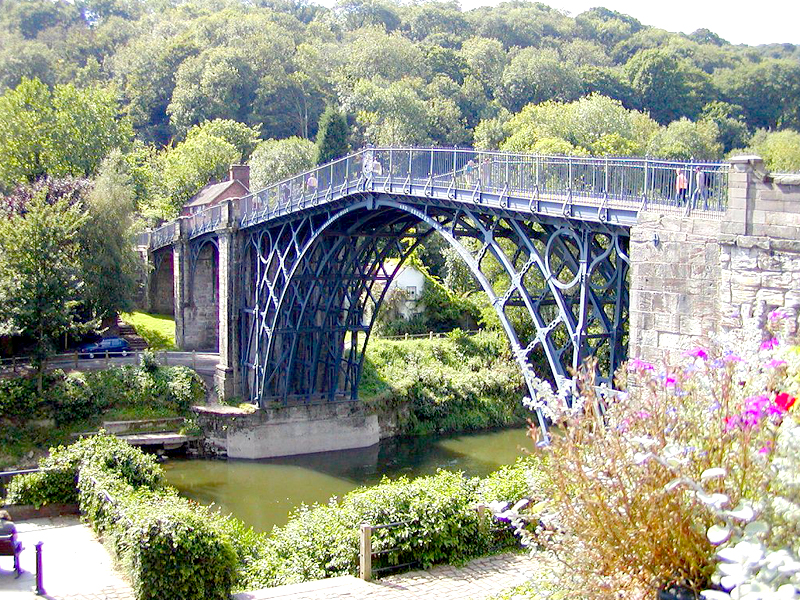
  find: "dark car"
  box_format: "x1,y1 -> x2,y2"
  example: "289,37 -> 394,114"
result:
78,337 -> 130,359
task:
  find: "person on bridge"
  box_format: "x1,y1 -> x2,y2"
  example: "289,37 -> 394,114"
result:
306,173 -> 318,197
675,169 -> 688,205
691,166 -> 708,210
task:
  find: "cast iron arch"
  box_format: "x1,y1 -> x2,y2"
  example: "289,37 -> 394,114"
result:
240,193 -> 629,425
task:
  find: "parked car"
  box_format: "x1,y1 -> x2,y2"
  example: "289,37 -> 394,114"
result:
78,337 -> 130,359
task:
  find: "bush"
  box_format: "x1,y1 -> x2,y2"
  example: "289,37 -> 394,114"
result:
5,434 -> 164,506
9,434 -> 233,600
253,469 -> 499,587
4,467 -> 77,507
79,465 -> 237,600
360,331 -> 528,435
0,362 -> 205,435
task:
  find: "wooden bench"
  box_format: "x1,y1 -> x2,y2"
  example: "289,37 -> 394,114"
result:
0,533 -> 22,578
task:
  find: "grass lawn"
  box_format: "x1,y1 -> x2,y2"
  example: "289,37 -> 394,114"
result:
120,311 -> 177,350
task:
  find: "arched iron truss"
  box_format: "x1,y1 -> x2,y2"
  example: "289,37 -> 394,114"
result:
239,191 -> 629,424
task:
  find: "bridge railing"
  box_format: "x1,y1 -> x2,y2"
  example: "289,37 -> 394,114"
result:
168,148 -> 729,241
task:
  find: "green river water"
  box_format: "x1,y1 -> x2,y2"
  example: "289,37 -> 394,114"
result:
163,427 -> 531,533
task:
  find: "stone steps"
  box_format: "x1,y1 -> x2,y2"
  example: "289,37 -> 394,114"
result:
115,317 -> 149,350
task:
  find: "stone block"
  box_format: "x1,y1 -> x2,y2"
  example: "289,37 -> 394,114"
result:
755,289 -> 786,306
730,271 -> 761,288
751,224 -> 800,240
658,332 -> 684,350
690,219 -> 722,236
761,271 -> 794,288
654,313 -> 679,331
730,249 -> 758,270
735,236 -> 770,250
766,211 -> 800,227
678,316 -> 705,336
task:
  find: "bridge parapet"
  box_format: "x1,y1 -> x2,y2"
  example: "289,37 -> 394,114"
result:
629,155 -> 800,364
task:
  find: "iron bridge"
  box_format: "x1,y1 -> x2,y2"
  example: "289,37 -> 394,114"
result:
145,147 -> 728,424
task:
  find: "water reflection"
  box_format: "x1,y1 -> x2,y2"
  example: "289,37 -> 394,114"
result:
164,427 -> 531,532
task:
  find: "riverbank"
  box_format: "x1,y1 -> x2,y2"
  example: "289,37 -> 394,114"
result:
2,515 -> 537,600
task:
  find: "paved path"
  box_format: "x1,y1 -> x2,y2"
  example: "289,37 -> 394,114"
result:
0,517 -> 532,600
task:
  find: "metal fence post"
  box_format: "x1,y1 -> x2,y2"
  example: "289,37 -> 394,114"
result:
359,523 -> 372,581
36,541 -> 45,595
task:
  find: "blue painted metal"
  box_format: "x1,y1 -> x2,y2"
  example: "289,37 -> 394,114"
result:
145,147 -> 728,418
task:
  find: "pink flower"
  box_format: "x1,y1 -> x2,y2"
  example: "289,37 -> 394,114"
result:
628,358 -> 654,372
685,348 -> 708,360
775,392 -> 796,412
765,359 -> 787,369
759,441 -> 774,455
723,352 -> 743,363
768,308 -> 789,323
760,338 -> 780,350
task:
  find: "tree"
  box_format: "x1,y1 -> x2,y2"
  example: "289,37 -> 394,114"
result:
498,48 -> 582,113
0,78 -> 53,189
0,191 -> 87,375
498,94 -> 658,156
157,131 -> 240,218
0,78 -> 133,191
624,49 -> 709,124
314,106 -> 350,164
459,37 -> 507,100
249,137 -> 316,189
741,129 -> 800,173
77,151 -> 139,320
646,118 -> 722,160
699,101 -> 750,153
186,119 -> 262,161
714,59 -> 800,131
167,47 -> 259,137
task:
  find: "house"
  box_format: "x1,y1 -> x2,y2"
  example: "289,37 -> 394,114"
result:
182,165 -> 250,216
384,261 -> 425,320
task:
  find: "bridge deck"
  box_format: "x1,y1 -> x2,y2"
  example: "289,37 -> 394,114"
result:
143,148 -> 728,249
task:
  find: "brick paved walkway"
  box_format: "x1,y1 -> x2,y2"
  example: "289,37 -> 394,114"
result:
1,517 -> 533,600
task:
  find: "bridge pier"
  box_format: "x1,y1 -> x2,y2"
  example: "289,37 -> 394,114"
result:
629,156 -> 800,363
214,226 -> 241,400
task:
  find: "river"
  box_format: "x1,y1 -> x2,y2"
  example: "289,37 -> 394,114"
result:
163,427 -> 532,532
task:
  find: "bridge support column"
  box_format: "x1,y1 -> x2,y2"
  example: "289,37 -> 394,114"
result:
173,231 -> 189,349
215,227 -> 240,400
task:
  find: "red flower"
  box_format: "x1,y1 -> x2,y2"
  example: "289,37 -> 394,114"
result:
775,392 -> 796,412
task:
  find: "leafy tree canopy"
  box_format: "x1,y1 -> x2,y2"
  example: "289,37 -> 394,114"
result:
249,136 -> 316,189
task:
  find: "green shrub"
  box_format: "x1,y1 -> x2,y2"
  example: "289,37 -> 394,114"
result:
479,456 -> 537,505
79,465 -> 237,600
5,434 -> 164,507
4,467 -> 77,506
253,470 -> 500,588
0,374 -> 53,422
360,331 -> 528,435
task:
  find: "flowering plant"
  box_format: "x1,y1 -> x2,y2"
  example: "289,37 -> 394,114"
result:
506,314 -> 800,600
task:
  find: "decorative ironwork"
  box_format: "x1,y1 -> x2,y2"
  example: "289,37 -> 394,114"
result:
239,193 -> 629,427
144,147 -> 729,416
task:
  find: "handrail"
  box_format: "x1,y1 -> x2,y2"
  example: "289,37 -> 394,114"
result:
139,147 -> 730,248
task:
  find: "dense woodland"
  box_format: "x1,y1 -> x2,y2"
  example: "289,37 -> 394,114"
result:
1,0 -> 800,357
2,0 -> 800,216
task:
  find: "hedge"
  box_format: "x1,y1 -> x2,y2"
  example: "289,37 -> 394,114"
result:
5,435 -> 538,597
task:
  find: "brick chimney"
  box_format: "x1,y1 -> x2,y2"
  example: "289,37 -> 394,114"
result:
229,165 -> 250,191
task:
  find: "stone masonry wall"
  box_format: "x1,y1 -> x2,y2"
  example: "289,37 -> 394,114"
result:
628,215 -> 722,364
628,156 -> 800,364
182,243 -> 219,351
